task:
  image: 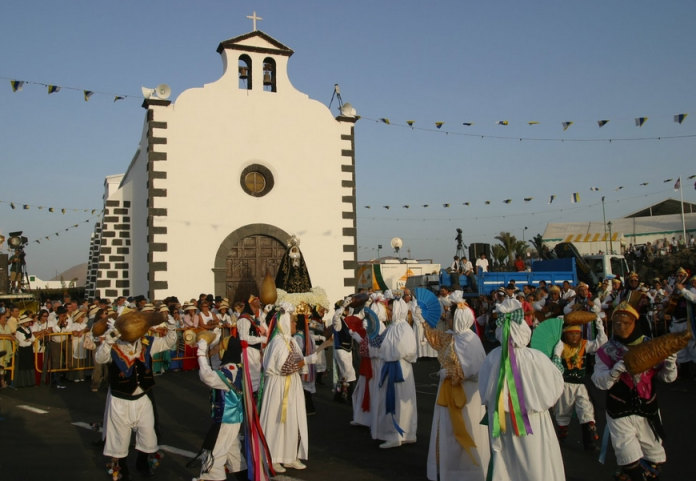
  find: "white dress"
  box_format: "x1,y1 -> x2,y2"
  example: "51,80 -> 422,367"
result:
478,301 -> 565,481
260,309 -> 317,465
374,301 -> 418,444
425,306 -> 489,481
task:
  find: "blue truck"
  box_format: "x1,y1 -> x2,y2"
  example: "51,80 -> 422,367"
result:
440,257 -> 580,295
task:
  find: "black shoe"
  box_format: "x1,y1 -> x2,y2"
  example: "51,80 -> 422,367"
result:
91,439 -> 105,447
136,465 -> 156,478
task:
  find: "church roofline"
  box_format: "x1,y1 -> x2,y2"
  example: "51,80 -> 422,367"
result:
216,30 -> 294,57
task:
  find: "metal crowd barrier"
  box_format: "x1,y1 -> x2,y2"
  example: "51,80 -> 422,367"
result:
30,326 -> 237,376
34,332 -> 95,373
0,338 -> 17,382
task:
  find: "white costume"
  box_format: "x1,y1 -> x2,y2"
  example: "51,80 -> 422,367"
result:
95,326 -> 177,458
424,302 -> 489,481
410,295 -> 437,359
592,339 -> 677,467
237,315 -> 267,392
479,299 -> 565,481
196,341 -> 247,480
373,299 -> 418,447
670,286 -> 696,363
260,304 -> 317,466
554,317 -> 608,428
368,302 -> 388,439
351,299 -> 387,428
332,307 -> 356,383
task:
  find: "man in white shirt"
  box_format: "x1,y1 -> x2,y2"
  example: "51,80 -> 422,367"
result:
460,256 -> 477,292
475,254 -> 489,273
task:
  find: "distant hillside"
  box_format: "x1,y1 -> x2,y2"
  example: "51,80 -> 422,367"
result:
50,262 -> 88,286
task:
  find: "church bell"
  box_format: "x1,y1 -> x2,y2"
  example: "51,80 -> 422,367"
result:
238,66 -> 248,79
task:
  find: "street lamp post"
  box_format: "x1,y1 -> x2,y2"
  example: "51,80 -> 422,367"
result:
607,221 -> 613,254
377,244 -> 382,259
523,226 -> 528,243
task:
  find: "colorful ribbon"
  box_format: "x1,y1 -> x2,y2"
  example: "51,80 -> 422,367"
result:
437,379 -> 478,464
241,342 -> 275,481
379,360 -> 405,436
491,310 -> 532,438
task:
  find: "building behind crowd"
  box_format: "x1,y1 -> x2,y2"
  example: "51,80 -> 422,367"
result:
542,198 -> 696,255
86,29 -> 359,303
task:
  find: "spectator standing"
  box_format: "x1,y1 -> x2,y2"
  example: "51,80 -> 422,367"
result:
476,254 -> 489,273
14,314 -> 36,387
66,311 -> 88,382
0,312 -> 14,388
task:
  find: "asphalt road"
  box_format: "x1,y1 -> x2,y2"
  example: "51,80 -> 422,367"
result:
0,352 -> 693,481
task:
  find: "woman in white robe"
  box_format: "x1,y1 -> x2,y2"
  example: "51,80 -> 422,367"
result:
373,298 -> 418,448
478,298 -> 565,481
422,300 -> 489,481
408,292 -> 437,359
260,303 -> 317,473
367,299 -> 388,439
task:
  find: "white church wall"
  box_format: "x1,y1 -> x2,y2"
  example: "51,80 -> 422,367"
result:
93,31 -> 359,304
139,32 -> 357,304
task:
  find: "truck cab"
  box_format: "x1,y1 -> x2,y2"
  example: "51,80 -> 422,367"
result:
583,254 -> 630,280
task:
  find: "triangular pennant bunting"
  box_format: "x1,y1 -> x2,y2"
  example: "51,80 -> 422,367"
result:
597,120 -> 609,128
11,80 -> 25,92
674,114 -> 688,124
562,121 -> 573,131
435,122 -> 444,129
83,90 -> 94,101
635,117 -> 648,127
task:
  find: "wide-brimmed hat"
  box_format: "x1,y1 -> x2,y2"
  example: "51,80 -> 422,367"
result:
158,305 -> 170,313
141,303 -> 155,312
73,311 -> 86,322
627,271 -> 639,280
17,314 -> 33,325
549,285 -> 561,293
89,306 -> 101,317
219,301 -> 230,309
183,303 -> 197,311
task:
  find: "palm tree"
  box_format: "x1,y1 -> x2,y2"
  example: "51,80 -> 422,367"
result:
528,234 -> 547,259
491,244 -> 508,268
494,231 -> 527,266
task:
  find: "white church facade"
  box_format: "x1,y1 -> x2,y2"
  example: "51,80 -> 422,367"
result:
85,30 -> 359,304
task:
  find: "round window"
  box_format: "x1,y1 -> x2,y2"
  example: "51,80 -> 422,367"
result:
240,164 -> 274,197
244,172 -> 266,194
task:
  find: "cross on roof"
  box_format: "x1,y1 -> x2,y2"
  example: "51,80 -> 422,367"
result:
247,11 -> 262,31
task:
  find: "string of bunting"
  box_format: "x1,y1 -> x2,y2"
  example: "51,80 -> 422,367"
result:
367,116 -> 695,142
1,199 -> 101,214
358,189 -> 674,224
2,76 -> 138,103
28,215 -> 101,245
363,176 -> 696,210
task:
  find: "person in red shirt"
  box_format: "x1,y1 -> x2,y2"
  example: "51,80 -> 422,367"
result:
514,255 -> 526,272
517,293 -> 535,327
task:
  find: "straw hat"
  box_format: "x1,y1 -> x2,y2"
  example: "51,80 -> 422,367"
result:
183,302 -> 197,312
158,305 -> 170,313
73,311 -> 86,322
89,306 -> 101,317
17,314 -> 33,326
141,303 -> 155,312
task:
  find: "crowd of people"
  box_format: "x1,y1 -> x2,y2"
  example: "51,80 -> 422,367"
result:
0,260 -> 694,481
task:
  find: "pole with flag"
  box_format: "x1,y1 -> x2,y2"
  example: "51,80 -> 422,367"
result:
675,177 -> 687,244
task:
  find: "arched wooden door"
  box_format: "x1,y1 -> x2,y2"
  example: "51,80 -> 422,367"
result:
225,235 -> 285,302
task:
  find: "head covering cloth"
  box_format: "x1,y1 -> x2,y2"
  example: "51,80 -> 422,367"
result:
492,298 -> 533,438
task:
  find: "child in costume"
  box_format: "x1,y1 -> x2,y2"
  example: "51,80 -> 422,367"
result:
555,316 -> 607,450
192,334 -> 274,481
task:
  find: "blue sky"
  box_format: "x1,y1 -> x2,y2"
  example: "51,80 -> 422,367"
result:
1,1 -> 695,279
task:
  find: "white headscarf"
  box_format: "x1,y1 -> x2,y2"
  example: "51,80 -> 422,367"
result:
495,298 -> 531,347
451,303 -> 486,381
277,302 -> 295,338
391,298 -> 408,323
